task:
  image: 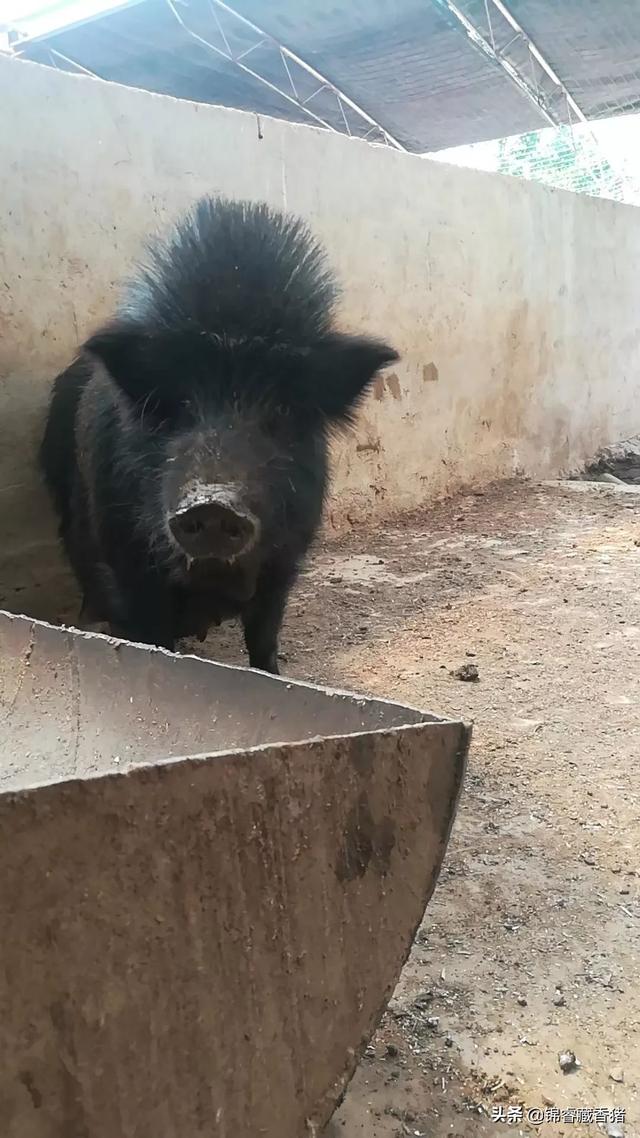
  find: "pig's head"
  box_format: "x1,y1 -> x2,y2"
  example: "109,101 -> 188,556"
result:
85,320 -> 398,568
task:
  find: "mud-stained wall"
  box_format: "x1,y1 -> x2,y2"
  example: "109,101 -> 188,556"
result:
1,55 -> 640,614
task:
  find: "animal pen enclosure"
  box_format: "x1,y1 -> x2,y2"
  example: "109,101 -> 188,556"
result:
2,53 -> 640,623
0,47 -> 639,1138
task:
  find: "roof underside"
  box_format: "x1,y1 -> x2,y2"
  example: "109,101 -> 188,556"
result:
10,0 -> 640,153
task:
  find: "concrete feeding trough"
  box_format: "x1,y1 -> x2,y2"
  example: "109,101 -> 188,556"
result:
0,611 -> 469,1138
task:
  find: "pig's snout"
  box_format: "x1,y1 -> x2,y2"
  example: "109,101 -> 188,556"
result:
169,496 -> 259,561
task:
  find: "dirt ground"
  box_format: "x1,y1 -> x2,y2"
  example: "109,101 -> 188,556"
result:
20,477 -> 639,1137
202,478 -> 639,1138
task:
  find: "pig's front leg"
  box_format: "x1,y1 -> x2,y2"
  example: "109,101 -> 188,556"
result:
110,619 -> 176,653
108,577 -> 177,652
242,569 -> 294,674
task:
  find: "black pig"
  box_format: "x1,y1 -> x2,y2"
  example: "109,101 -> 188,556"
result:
40,197 -> 398,672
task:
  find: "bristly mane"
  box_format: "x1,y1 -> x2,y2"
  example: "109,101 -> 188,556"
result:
120,197 -> 339,345
83,196 -> 398,424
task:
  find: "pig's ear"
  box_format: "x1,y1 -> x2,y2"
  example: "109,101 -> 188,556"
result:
308,334 -> 399,425
84,324 -> 152,403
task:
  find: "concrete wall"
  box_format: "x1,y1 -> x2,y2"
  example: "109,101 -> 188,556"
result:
1,54 -> 640,614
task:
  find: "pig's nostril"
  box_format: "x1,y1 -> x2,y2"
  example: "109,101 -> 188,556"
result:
183,518 -> 205,536
221,518 -> 241,539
